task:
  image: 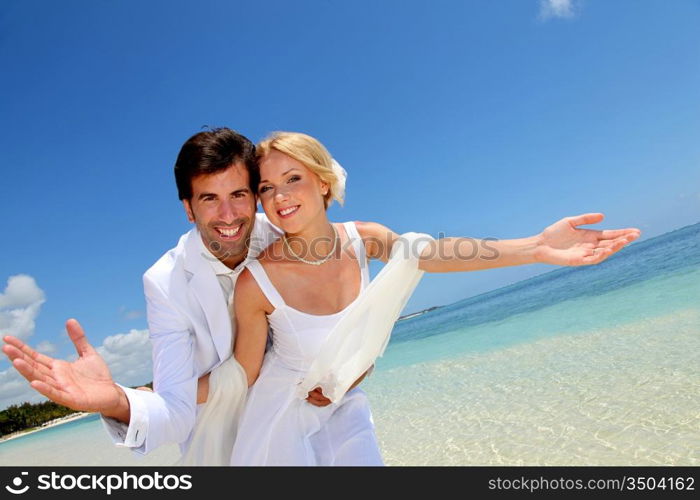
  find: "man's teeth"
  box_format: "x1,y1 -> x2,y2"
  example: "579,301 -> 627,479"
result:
219,226 -> 241,237
279,206 -> 299,216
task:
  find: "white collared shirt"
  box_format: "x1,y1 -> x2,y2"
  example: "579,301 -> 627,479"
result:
195,212 -> 283,307
194,233 -> 239,306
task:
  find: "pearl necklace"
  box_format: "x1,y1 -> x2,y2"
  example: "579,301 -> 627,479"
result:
283,224 -> 338,266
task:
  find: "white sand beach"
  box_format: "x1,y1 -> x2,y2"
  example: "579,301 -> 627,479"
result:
0,412 -> 93,444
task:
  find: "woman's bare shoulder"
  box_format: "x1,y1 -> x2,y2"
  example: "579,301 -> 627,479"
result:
354,221 -> 399,260
235,266 -> 273,314
354,220 -> 392,237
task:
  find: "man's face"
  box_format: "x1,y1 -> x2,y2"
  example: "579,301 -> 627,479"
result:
183,163 -> 256,269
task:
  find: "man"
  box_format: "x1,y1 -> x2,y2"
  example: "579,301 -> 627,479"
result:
2,128 -> 330,456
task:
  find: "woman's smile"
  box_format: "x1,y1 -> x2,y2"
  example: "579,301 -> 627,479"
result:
277,205 -> 300,218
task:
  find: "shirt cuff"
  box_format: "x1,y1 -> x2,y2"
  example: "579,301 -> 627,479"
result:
100,384 -> 149,450
101,414 -> 128,445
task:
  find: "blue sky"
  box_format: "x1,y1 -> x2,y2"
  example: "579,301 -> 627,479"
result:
1,0 -> 699,408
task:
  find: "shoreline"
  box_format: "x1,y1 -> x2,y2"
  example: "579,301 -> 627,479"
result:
0,412 -> 94,444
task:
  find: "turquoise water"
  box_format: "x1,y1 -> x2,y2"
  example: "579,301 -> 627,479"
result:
1,414 -> 101,459
2,222 -> 698,465
365,222 -> 700,465
390,221 -> 700,347
0,413 -> 178,466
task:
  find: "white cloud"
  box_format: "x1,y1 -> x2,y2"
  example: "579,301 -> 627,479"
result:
539,0 -> 578,20
119,306 -> 144,321
36,340 -> 57,355
97,329 -> 153,387
677,191 -> 700,202
0,274 -> 46,340
1,328 -> 154,410
0,365 -> 45,410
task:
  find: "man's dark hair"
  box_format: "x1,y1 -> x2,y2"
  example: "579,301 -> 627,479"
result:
174,127 -> 259,200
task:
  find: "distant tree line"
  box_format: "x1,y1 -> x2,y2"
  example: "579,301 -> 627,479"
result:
0,381 -> 153,437
0,401 -> 77,437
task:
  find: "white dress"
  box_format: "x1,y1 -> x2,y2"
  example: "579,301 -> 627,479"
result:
180,223 -> 431,466
230,222 -> 384,466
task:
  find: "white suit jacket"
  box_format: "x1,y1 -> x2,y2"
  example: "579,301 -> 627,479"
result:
102,212 -> 282,455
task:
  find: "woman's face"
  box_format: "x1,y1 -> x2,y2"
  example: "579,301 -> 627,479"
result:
257,149 -> 329,233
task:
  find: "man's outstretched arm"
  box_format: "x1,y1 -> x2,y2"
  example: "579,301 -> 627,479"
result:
3,319 -> 130,421
3,275 -> 200,454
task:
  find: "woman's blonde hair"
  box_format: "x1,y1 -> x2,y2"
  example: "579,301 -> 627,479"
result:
256,131 -> 344,208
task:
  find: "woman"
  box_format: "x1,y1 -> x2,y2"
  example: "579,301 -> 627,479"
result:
224,131 -> 641,466
229,132 -> 386,465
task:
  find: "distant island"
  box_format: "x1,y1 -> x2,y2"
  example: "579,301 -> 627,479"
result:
397,305 -> 442,321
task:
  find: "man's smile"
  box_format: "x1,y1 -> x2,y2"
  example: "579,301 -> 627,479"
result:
214,222 -> 244,240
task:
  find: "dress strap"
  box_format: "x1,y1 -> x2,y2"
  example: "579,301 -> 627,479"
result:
245,260 -> 286,310
343,221 -> 370,288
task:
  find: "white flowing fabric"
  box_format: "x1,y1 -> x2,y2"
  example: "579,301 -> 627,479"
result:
177,356 -> 248,466
295,231 -> 433,402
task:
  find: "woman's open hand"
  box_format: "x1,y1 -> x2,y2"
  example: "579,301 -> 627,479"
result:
535,213 -> 641,266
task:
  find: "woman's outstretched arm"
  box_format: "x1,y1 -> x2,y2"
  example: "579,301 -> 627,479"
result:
356,213 -> 641,272
233,268 -> 271,387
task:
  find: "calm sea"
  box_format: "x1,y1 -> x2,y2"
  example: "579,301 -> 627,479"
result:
2,222 -> 698,465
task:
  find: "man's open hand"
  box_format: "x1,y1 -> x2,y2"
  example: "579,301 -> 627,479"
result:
2,319 -> 128,419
